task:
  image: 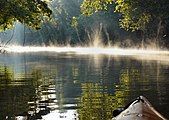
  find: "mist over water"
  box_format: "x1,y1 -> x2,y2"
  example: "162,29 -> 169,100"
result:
0,26 -> 169,120
0,23 -> 168,68
1,29 -> 169,65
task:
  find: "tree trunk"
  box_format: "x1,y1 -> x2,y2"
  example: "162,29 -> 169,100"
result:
141,30 -> 145,49
156,18 -> 163,49
75,27 -> 82,45
23,25 -> 26,46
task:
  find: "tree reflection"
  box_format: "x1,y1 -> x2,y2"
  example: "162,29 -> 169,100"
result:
0,65 -> 35,119
0,66 -> 13,84
116,68 -> 141,102
78,82 -> 129,120
26,69 -> 56,119
0,66 -> 57,119
77,68 -> 142,120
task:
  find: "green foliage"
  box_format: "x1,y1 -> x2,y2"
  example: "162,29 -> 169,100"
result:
80,0 -> 150,31
0,0 -> 52,31
115,0 -> 151,31
81,0 -> 169,32
81,0 -> 113,16
71,16 -> 78,28
115,0 -> 169,34
9,0 -> 127,46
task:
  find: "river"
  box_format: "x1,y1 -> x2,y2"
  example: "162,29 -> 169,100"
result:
0,52 -> 169,119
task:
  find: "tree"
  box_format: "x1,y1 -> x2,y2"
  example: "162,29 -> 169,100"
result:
81,0 -> 113,16
0,0 -> 52,31
80,0 -> 169,48
81,0 -> 169,37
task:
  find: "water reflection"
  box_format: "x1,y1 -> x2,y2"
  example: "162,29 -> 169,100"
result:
0,66 -> 35,119
0,53 -> 169,119
78,83 -> 125,120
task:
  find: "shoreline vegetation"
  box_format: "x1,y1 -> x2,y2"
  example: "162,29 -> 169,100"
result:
0,0 -> 168,49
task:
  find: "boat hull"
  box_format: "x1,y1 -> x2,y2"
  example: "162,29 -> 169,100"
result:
112,96 -> 166,120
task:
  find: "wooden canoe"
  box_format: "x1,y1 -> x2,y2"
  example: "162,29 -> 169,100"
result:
112,96 -> 167,120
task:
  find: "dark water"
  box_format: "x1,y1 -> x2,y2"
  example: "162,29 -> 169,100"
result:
0,52 -> 169,120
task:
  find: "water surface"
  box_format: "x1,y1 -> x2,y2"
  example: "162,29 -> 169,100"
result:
0,52 -> 169,120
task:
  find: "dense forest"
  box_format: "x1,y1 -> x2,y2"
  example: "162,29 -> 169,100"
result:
0,0 -> 169,48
